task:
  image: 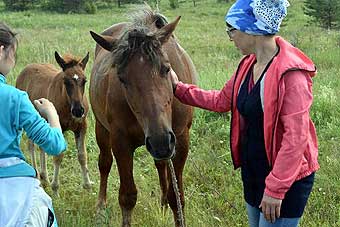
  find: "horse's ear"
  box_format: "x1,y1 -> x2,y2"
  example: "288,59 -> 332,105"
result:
55,51 -> 67,71
90,31 -> 116,52
80,52 -> 90,70
156,16 -> 181,44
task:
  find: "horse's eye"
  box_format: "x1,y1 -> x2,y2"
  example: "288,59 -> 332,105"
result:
64,79 -> 72,86
160,65 -> 170,76
118,76 -> 127,87
81,79 -> 87,86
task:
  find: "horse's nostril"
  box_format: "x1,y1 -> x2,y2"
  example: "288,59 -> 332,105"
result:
71,107 -> 85,118
169,131 -> 176,146
145,137 -> 152,152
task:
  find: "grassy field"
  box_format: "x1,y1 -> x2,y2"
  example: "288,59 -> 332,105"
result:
1,0 -> 340,226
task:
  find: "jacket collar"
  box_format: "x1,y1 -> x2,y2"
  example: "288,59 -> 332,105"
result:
0,73 -> 6,84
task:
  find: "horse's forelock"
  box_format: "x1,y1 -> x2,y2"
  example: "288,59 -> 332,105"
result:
62,54 -> 83,70
111,6 -> 170,75
113,26 -> 163,75
129,5 -> 168,30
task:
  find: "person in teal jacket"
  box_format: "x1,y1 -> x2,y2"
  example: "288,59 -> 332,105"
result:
0,22 -> 67,227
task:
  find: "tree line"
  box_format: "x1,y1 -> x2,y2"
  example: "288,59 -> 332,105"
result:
2,0 -> 340,29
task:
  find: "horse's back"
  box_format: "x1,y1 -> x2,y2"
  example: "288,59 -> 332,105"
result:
16,64 -> 59,101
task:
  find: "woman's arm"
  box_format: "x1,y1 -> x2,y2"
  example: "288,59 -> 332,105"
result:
265,70 -> 313,199
16,92 -> 67,155
170,69 -> 235,113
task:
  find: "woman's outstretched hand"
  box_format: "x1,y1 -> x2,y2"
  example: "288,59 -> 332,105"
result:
170,68 -> 179,93
34,98 -> 57,119
34,98 -> 61,130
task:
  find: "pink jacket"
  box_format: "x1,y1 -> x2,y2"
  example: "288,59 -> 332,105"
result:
175,36 -> 319,199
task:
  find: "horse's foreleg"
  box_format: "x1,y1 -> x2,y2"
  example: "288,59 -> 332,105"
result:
75,125 -> 93,190
113,142 -> 137,227
95,120 -> 113,211
168,129 -> 189,227
28,140 -> 37,171
51,152 -> 64,195
39,148 -> 50,188
155,160 -> 169,208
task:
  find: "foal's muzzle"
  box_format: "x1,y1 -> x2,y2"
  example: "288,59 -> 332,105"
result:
71,102 -> 85,119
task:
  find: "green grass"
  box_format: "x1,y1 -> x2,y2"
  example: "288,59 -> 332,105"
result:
1,0 -> 340,226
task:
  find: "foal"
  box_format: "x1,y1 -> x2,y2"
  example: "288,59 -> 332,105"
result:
16,52 -> 92,194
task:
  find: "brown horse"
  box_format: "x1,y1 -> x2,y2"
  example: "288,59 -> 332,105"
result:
90,8 -> 197,227
16,52 -> 92,194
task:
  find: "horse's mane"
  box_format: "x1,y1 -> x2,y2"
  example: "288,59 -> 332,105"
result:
113,6 -> 169,75
62,54 -> 82,69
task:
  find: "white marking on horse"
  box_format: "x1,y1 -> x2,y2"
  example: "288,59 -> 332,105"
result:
73,74 -> 79,80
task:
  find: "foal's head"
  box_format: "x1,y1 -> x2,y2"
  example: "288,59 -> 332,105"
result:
55,52 -> 89,119
90,15 -> 180,160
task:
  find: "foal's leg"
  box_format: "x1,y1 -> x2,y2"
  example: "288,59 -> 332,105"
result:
28,140 -> 37,171
51,152 -> 64,195
168,129 -> 189,227
95,120 -> 113,211
74,123 -> 93,189
39,147 -> 50,188
112,139 -> 137,227
155,160 -> 169,208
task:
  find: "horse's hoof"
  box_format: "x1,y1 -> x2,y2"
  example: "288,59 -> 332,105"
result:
94,207 -> 108,226
53,191 -> 60,198
40,180 -> 50,188
83,180 -> 94,190
51,182 -> 59,195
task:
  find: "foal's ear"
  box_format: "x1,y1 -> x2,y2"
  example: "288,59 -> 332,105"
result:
80,52 -> 89,70
55,51 -> 67,71
156,16 -> 181,44
90,31 -> 116,52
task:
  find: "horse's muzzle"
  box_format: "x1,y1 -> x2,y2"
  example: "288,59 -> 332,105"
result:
145,131 -> 176,160
71,106 -> 85,119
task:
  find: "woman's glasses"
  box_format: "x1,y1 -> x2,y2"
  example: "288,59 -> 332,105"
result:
226,27 -> 236,40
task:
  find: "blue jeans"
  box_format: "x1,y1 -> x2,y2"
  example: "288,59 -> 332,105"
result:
246,203 -> 300,227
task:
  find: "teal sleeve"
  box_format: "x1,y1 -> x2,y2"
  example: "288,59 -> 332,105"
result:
16,92 -> 67,155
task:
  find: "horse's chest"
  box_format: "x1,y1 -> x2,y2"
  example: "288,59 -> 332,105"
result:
60,118 -> 84,133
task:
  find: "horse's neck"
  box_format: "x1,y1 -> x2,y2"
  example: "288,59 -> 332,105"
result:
165,39 -> 198,84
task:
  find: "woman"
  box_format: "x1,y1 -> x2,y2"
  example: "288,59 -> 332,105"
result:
0,22 -> 66,227
170,0 -> 319,226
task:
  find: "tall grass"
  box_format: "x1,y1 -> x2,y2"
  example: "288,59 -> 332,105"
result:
1,0 -> 339,226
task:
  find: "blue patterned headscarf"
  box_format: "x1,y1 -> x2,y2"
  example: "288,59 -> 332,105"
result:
225,0 -> 290,35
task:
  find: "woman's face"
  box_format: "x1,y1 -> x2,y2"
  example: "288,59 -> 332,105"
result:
230,30 -> 255,55
0,44 -> 16,75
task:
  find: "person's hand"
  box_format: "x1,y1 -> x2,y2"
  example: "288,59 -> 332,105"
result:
33,98 -> 58,120
259,193 -> 282,223
34,98 -> 61,130
170,68 -> 179,92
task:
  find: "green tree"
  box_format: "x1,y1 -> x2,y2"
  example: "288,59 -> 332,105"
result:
3,0 -> 40,11
169,0 -> 179,9
43,0 -> 97,14
304,0 -> 340,29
